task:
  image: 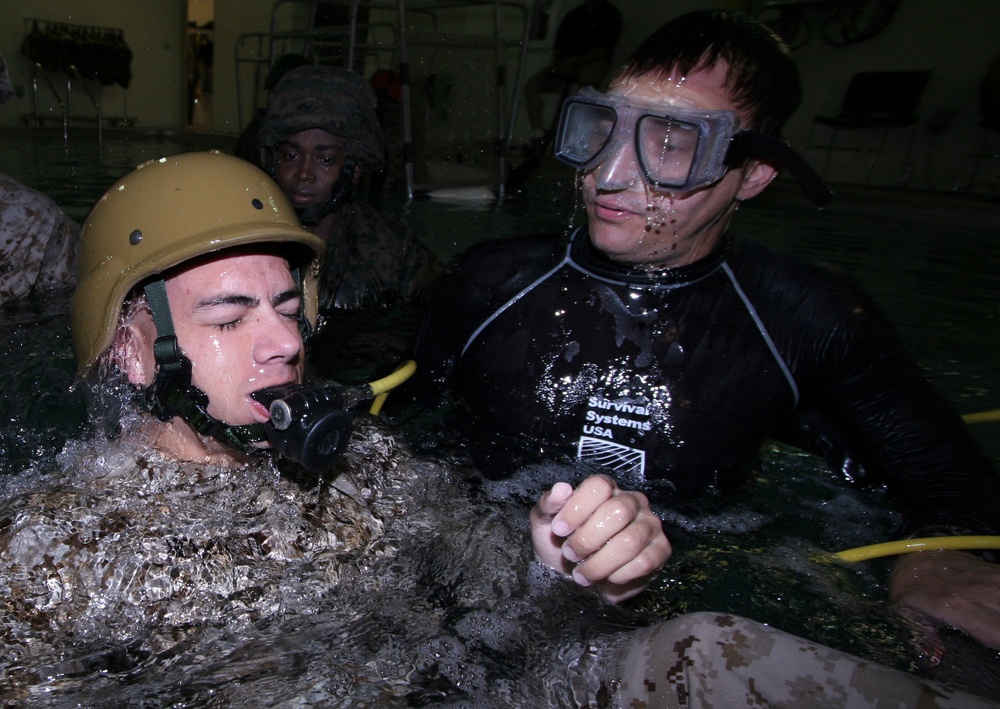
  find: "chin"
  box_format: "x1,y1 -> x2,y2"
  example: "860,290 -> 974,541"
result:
588,227 -> 641,262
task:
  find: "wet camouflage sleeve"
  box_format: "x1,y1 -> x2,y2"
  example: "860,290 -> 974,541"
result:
0,172 -> 79,305
317,198 -> 441,310
606,612 -> 997,708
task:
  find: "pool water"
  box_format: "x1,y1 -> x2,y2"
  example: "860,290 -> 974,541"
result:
1,127 -> 999,702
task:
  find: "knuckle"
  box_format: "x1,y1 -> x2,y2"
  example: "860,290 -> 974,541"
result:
612,548 -> 658,582
632,551 -> 659,578
587,474 -> 616,497
644,509 -> 664,533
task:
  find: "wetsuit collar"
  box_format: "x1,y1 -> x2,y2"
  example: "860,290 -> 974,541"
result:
566,225 -> 731,288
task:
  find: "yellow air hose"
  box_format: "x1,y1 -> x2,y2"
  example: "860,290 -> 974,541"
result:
833,536 -> 1000,563
367,360 -> 417,416
963,409 -> 1000,424
827,414 -> 1000,558
828,409 -> 1000,561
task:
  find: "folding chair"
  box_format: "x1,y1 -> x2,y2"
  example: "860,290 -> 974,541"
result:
807,70 -> 932,184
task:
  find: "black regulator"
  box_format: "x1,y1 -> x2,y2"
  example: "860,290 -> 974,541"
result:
250,360 -> 417,472
251,383 -> 355,471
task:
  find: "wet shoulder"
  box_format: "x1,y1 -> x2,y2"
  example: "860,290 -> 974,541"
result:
728,237 -> 864,310
726,236 -> 895,351
341,198 -> 407,243
449,232 -> 566,294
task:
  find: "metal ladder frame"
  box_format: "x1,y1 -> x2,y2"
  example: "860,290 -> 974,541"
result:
234,0 -> 533,199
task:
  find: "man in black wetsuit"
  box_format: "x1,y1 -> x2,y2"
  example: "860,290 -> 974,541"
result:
414,10 -> 1000,650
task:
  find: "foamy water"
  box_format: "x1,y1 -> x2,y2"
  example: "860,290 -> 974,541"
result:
2,128 -> 999,703
0,417 -> 653,705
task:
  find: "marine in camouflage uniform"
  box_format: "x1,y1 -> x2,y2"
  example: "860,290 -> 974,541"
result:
0,55 -> 79,306
604,612 -> 998,707
0,171 -> 79,306
257,65 -> 440,311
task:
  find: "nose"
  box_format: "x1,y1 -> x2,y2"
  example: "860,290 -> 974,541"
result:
294,155 -> 316,183
253,309 -> 303,364
591,136 -> 643,191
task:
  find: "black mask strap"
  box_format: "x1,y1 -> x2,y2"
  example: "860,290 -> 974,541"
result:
725,131 -> 833,209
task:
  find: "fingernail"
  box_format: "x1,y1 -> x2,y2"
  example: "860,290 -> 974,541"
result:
572,568 -> 591,587
563,545 -> 582,563
551,519 -> 570,537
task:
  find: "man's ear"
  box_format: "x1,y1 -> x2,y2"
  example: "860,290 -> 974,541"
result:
111,308 -> 159,387
351,163 -> 362,186
736,159 -> 778,201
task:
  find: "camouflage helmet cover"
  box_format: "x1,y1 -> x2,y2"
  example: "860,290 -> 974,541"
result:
258,65 -> 386,173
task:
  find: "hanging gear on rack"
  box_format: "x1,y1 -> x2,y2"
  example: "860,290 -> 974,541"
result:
21,19 -> 133,88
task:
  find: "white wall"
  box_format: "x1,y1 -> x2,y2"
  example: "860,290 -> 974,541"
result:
212,0 -> 276,133
189,0 -> 215,27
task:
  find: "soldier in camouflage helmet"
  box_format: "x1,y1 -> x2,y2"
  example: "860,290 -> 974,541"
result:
257,65 -> 440,311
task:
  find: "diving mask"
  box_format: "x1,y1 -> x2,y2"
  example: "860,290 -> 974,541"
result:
555,87 -> 743,192
554,87 -> 832,207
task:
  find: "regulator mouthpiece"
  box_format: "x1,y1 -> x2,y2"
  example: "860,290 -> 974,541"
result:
252,384 -> 354,472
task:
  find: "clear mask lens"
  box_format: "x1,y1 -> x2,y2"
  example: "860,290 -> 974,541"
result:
554,87 -> 741,193
556,100 -> 618,166
636,115 -> 700,187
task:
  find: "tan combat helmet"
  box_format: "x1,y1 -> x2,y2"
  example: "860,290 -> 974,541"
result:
72,151 -> 326,377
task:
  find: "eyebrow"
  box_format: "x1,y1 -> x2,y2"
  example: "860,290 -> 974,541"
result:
195,288 -> 302,311
278,138 -> 345,152
273,288 -> 303,307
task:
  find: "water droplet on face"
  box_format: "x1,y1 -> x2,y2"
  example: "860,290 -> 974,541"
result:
640,187 -> 674,237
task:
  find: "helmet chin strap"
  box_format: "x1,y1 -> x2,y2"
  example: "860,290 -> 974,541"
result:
142,279 -> 268,453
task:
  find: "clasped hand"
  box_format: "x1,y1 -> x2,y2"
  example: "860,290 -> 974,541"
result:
530,474 -> 670,603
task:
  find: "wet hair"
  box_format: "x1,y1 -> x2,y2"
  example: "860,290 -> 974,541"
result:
83,287 -> 152,439
615,10 -> 801,136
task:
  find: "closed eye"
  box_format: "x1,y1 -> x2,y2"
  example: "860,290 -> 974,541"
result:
273,289 -> 302,318
196,294 -> 256,331
198,289 -> 302,330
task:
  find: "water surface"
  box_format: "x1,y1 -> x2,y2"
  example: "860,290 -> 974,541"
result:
1,126 -> 998,703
